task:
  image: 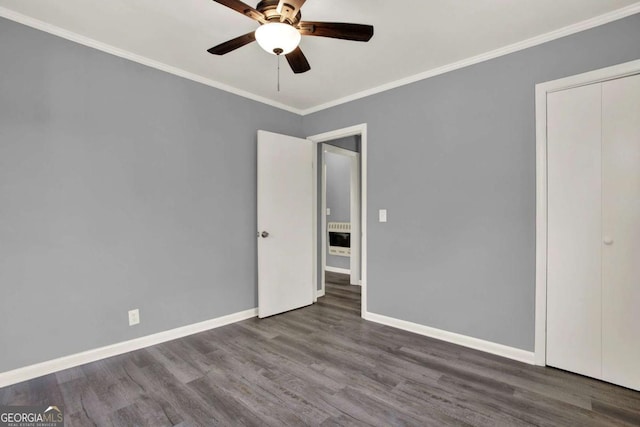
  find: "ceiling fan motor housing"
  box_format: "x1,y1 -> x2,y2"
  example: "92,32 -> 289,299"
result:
256,0 -> 302,25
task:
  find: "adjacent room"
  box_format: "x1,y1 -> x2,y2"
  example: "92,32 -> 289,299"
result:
1,1 -> 640,425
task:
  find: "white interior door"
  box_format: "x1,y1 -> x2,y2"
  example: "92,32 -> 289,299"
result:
257,130 -> 314,318
546,84 -> 603,379
602,74 -> 640,391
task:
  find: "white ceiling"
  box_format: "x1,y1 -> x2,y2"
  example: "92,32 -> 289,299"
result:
1,0 -> 639,113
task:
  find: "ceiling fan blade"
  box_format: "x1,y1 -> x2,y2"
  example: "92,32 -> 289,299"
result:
297,22 -> 374,42
212,0 -> 267,23
277,0 -> 306,23
207,32 -> 256,55
285,47 -> 311,74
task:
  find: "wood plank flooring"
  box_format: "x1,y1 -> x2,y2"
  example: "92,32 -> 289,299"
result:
1,274 -> 639,426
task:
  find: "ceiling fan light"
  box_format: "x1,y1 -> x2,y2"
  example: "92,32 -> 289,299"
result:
255,23 -> 301,55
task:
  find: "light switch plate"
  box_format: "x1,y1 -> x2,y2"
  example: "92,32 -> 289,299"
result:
326,208 -> 331,215
128,309 -> 140,326
379,209 -> 387,223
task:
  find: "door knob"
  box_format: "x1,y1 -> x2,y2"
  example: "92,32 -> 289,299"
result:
603,237 -> 614,245
261,231 -> 269,238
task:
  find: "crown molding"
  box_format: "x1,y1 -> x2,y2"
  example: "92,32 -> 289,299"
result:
0,6 -> 303,115
1,3 -> 639,116
299,3 -> 640,115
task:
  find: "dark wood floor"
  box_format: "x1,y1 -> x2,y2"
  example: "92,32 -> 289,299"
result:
1,275 -> 639,426
325,271 -> 352,286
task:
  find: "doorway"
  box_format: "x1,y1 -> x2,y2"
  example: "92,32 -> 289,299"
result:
322,143 -> 360,295
308,124 -> 367,317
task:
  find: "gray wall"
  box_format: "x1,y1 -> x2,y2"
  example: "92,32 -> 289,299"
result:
325,152 -> 351,270
0,17 -> 302,372
303,13 -> 640,351
325,136 -> 360,153
2,12 -> 640,373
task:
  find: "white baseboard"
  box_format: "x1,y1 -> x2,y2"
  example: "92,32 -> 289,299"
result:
316,289 -> 326,298
363,311 -> 535,365
325,266 -> 351,275
0,308 -> 258,388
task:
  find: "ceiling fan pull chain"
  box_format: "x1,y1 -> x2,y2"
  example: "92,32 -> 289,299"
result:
277,54 -> 281,92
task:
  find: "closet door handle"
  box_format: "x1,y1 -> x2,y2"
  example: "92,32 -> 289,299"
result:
603,237 -> 614,245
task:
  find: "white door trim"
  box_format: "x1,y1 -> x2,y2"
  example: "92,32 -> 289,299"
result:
308,124 -> 368,317
535,59 -> 640,366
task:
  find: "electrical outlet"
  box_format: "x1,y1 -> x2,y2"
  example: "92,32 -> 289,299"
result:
128,309 -> 140,326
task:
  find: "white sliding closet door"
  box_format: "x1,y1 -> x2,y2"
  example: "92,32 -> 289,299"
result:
601,74 -> 640,390
546,84 -> 603,379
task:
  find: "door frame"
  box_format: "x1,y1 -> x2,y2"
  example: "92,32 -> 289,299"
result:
534,59 -> 640,366
308,124 -> 368,317
321,144 -> 361,289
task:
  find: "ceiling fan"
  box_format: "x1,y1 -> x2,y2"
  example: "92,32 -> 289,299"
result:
207,0 -> 374,74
